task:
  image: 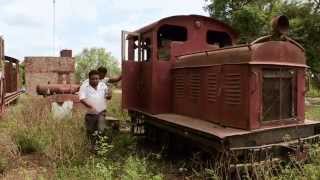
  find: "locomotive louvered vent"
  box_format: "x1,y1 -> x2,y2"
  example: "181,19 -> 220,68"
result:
174,71 -> 185,98
207,72 -> 217,102
223,73 -> 241,105
190,71 -> 201,100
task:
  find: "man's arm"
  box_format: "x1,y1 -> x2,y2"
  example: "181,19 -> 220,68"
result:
80,99 -> 93,109
108,75 -> 122,83
79,83 -> 96,112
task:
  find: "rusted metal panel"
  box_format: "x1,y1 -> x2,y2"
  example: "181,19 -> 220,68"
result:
121,61 -> 140,109
148,112 -> 320,146
203,66 -> 222,124
297,68 -> 305,121
251,41 -> 305,66
173,69 -> 186,114
175,41 -> 306,68
139,62 -> 153,112
4,62 -> 13,93
220,65 -> 249,129
152,60 -> 172,114
248,66 -> 261,129
134,15 -> 238,41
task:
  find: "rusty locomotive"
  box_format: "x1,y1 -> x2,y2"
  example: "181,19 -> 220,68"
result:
0,37 -> 23,114
121,15 -> 320,163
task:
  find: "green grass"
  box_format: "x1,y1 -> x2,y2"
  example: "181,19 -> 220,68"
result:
307,79 -> 320,97
306,106 -> 320,120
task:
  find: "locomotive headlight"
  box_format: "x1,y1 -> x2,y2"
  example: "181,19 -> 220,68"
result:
194,20 -> 201,29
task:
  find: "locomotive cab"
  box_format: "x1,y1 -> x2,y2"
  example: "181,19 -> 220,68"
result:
122,15 -> 237,114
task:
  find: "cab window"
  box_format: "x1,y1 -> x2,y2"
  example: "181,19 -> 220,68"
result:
207,30 -> 232,48
157,25 -> 187,60
141,38 -> 152,62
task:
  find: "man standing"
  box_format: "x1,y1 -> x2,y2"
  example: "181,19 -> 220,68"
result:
79,70 -> 108,151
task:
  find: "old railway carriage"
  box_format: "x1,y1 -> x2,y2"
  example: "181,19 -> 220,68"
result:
0,37 -> 23,114
121,15 -> 320,158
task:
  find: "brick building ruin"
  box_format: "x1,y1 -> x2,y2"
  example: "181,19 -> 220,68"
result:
25,50 -> 76,95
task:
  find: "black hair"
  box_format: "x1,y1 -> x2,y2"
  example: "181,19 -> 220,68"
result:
97,67 -> 108,74
88,70 -> 100,78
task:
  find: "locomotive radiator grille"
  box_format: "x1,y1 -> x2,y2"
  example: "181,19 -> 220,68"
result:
223,73 -> 241,105
190,71 -> 201,100
174,71 -> 185,98
207,72 -> 217,102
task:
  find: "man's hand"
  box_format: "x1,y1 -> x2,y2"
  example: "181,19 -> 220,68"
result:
88,107 -> 98,114
106,87 -> 112,100
109,75 -> 122,83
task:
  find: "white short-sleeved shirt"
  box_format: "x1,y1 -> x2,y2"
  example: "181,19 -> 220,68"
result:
79,82 -> 108,114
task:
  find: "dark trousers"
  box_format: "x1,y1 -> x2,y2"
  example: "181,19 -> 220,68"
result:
85,111 -> 106,146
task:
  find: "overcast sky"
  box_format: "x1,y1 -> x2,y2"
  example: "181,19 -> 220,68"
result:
0,0 -> 208,61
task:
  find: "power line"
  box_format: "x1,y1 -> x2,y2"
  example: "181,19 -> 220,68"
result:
53,0 -> 55,55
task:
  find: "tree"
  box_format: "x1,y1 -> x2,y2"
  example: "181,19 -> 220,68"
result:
19,63 -> 25,86
205,0 -> 320,71
75,48 -> 120,82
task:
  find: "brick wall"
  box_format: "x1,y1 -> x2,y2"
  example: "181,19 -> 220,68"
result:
25,56 -> 76,95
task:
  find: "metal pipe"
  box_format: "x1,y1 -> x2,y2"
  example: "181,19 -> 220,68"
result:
36,84 -> 80,95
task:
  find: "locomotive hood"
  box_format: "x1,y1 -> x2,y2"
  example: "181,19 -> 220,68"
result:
175,40 -> 306,68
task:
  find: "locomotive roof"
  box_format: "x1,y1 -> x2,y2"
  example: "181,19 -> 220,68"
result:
134,14 -> 238,38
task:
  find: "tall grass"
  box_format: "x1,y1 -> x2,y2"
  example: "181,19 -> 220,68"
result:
0,94 -> 164,179
2,90 -> 320,179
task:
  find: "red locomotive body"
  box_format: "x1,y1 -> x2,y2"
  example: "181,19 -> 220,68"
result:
121,15 -> 320,153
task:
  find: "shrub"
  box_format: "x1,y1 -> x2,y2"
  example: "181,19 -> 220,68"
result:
14,130 -> 48,154
122,156 -> 164,180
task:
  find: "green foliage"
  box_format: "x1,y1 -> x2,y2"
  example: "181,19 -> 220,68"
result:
307,79 -> 320,97
232,6 -> 268,42
75,48 -> 120,82
122,156 -> 164,180
19,63 -> 25,86
205,0 -> 320,71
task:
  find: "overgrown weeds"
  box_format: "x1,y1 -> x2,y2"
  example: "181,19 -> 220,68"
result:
0,94 -> 164,179
2,91 -> 320,179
